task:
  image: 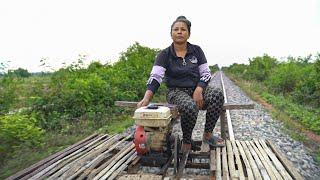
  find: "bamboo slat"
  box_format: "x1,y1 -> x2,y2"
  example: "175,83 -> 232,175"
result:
253,139 -> 283,180
100,149 -> 136,179
45,134 -> 113,179
249,141 -> 277,180
65,134 -> 132,179
259,139 -> 292,180
29,134 -> 109,180
240,141 -> 262,180
210,149 -> 216,172
231,140 -> 245,180
222,146 -> 229,180
235,140 -> 255,180
108,153 -> 138,180
6,133 -> 100,180
79,134 -> 133,179
60,134 -> 119,179
92,143 -> 135,180
245,141 -> 270,180
216,148 -> 222,180
266,140 -> 304,180
226,140 -> 237,179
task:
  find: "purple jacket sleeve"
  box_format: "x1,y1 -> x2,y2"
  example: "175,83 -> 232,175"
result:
147,51 -> 167,93
197,47 -> 212,88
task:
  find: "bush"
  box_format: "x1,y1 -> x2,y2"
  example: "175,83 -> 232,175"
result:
266,62 -> 304,94
209,64 -> 220,73
8,68 -> 31,78
33,43 -> 160,130
224,53 -> 320,134
261,92 -> 320,134
293,58 -> 320,108
246,54 -> 278,81
0,114 -> 44,157
0,77 -> 18,114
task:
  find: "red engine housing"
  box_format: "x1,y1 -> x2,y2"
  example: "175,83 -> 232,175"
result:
133,126 -> 149,155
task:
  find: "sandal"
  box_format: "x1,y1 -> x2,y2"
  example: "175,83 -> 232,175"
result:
203,135 -> 225,147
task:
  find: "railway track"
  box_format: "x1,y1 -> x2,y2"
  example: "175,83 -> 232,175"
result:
7,71 -> 304,180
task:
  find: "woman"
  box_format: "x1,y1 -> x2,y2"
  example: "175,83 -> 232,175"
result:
137,16 -> 224,151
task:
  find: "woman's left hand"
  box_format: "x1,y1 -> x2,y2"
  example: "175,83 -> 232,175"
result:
193,86 -> 204,109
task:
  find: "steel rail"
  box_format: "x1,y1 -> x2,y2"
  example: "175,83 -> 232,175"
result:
220,71 -> 235,140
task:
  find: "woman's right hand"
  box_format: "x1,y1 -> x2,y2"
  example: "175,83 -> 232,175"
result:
137,90 -> 154,108
137,98 -> 150,108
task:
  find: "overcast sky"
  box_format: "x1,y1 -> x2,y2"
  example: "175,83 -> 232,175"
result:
0,0 -> 319,72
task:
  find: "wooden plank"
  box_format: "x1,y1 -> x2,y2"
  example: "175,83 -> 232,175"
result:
77,134 -> 133,179
63,135 -> 123,179
92,143 -> 135,180
235,140 -> 255,180
249,141 -> 278,180
108,153 -> 138,180
100,149 -> 136,179
87,141 -> 134,179
231,140 -> 245,180
60,134 -> 120,179
127,156 -> 141,174
210,149 -> 216,179
221,146 -> 229,180
226,140 -> 237,179
253,139 -> 283,180
188,151 -> 210,159
240,141 -> 262,180
226,110 -> 234,141
7,133 -> 100,180
116,100 -> 254,110
223,103 -> 254,110
29,134 -> 109,180
45,134 -> 116,180
259,139 -> 293,180
210,149 -> 216,172
200,141 -> 210,152
216,148 -> 222,180
118,174 -> 162,180
115,101 -> 254,112
266,140 -> 304,180
220,110 -> 226,139
245,141 -> 270,180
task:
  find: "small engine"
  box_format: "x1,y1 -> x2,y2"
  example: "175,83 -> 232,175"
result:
133,105 -> 173,155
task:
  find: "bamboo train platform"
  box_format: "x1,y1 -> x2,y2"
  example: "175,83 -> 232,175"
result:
7,100 -> 303,179
117,139 -> 304,180
7,133 -> 303,179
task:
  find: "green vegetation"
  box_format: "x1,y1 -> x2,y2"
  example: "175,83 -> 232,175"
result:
223,54 -> 320,135
2,42 -> 318,177
224,54 -> 320,163
8,68 -> 31,78
209,64 -> 220,73
0,43 -> 167,178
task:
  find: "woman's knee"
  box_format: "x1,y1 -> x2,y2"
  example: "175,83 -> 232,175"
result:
179,101 -> 198,117
205,87 -> 224,105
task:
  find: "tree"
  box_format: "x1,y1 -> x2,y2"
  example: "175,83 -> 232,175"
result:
8,68 -> 31,77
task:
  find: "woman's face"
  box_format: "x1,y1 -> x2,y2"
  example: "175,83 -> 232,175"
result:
171,22 -> 190,44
